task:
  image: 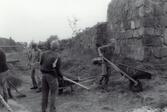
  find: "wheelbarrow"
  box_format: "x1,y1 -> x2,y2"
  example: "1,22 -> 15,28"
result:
92,57 -> 152,92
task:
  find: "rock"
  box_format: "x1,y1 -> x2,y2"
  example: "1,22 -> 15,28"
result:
144,28 -> 155,36
125,30 -> 133,38
138,27 -> 145,36
131,21 -> 135,29
135,0 -> 145,7
153,47 -> 167,58
139,6 -> 145,17
143,36 -> 162,47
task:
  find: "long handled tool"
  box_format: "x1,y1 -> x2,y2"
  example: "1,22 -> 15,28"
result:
97,44 -> 138,86
102,57 -> 138,85
63,76 -> 90,90
0,94 -> 13,112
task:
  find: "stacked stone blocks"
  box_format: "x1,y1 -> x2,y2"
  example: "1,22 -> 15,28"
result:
107,0 -> 167,68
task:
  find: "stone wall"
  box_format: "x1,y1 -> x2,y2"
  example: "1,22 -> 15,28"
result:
107,0 -> 167,70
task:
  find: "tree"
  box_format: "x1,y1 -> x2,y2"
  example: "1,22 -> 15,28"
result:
67,17 -> 82,37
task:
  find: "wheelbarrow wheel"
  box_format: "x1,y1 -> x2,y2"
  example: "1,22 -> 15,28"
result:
129,80 -> 143,92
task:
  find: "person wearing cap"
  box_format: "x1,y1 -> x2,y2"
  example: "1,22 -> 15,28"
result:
40,40 -> 63,112
29,43 -> 42,93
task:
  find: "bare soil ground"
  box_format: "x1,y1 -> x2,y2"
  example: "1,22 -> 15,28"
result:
2,70 -> 167,112
1,51 -> 167,112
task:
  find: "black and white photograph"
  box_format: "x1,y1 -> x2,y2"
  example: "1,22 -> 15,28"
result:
0,0 -> 167,112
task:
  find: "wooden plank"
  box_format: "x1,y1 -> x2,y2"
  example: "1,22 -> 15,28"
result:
63,76 -> 90,90
0,94 -> 13,112
7,59 -> 20,63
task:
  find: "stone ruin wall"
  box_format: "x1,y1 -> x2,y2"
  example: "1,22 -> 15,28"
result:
0,38 -> 23,52
63,0 -> 167,71
69,26 -> 97,55
68,22 -> 108,56
107,0 -> 167,70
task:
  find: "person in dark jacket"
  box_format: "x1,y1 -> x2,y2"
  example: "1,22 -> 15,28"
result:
0,48 -> 9,103
40,40 -> 63,112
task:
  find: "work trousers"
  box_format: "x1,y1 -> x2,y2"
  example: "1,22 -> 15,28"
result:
42,73 -> 58,112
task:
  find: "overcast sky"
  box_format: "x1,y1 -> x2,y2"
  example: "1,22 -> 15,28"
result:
0,0 -> 111,42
